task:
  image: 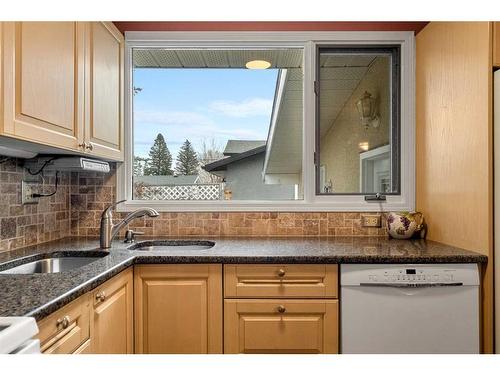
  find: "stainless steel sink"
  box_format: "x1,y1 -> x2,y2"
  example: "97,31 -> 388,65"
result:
0,252 -> 109,275
128,240 -> 215,251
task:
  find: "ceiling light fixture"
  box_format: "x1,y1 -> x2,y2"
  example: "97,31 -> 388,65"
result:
245,60 -> 271,69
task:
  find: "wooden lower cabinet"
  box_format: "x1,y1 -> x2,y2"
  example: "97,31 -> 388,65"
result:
73,340 -> 92,354
224,299 -> 338,354
90,267 -> 133,354
37,293 -> 91,354
134,264 -> 223,354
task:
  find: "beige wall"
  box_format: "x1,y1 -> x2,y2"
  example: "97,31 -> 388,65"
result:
320,57 -> 391,193
415,22 -> 493,353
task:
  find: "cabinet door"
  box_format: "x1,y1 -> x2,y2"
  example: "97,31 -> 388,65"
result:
1,22 -> 84,150
224,299 -> 338,354
91,268 -> 133,354
84,22 -> 124,160
134,264 -> 223,354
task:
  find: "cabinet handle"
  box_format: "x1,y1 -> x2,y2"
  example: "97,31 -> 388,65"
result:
56,315 -> 70,330
96,291 -> 106,302
78,142 -> 86,149
277,305 -> 286,313
85,143 -> 94,151
277,269 -> 286,277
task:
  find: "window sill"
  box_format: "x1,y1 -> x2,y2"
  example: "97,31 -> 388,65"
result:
115,198 -> 413,213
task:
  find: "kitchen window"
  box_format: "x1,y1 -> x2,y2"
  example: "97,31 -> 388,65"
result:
117,32 -> 415,212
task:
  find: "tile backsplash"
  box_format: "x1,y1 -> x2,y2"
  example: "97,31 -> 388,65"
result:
0,158 -> 386,253
69,168 -> 387,239
0,158 -> 71,252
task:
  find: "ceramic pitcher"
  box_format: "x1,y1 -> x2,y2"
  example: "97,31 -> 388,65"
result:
386,211 -> 425,239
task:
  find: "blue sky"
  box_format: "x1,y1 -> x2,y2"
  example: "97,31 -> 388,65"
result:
133,68 -> 279,159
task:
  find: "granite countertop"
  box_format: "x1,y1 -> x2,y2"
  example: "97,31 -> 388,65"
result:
0,236 -> 487,321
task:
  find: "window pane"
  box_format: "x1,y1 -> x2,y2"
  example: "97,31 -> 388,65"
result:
132,48 -> 303,201
316,47 -> 400,195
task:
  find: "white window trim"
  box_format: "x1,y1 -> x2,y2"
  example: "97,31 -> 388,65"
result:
117,31 -> 415,212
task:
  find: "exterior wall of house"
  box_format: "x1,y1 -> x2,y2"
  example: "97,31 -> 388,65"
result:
225,153 -> 295,200
319,57 -> 391,193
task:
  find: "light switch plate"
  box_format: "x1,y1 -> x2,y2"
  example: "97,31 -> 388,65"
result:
21,180 -> 39,205
361,214 -> 381,228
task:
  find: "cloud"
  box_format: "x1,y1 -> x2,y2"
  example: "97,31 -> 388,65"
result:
209,98 -> 273,118
135,110 -> 214,127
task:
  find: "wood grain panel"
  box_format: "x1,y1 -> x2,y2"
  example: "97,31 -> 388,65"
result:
134,264 -> 222,354
416,21 -> 494,353
224,299 -> 338,354
493,22 -> 500,67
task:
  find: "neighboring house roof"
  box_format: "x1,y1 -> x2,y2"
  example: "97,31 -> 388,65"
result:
203,144 -> 266,172
223,140 -> 266,156
134,175 -> 199,185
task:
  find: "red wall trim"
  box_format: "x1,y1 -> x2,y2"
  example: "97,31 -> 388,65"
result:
113,21 -> 429,35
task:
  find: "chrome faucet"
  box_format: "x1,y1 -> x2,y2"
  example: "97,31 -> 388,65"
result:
100,200 -> 159,248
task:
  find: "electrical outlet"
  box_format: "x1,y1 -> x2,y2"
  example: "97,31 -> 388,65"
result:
361,214 -> 381,228
22,180 -> 39,205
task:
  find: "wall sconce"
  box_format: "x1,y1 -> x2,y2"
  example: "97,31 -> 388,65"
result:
356,91 -> 379,129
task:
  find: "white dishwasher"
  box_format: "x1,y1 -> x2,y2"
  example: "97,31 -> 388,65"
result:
340,264 -> 480,354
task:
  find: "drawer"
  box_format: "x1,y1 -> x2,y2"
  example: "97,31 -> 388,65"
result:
73,339 -> 91,354
224,299 -> 338,354
37,293 -> 90,354
224,264 -> 338,298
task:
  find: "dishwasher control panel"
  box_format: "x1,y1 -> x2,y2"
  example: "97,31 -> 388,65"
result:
341,264 -> 480,286
368,268 -> 455,283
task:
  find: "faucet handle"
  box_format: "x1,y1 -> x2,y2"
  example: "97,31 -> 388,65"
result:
102,200 -> 126,219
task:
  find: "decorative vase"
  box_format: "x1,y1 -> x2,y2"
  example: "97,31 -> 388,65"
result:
386,211 -> 425,239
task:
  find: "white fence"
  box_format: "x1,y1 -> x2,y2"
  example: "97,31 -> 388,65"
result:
134,183 -> 223,200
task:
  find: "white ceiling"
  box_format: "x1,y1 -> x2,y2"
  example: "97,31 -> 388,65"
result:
133,49 -> 303,68
264,55 -> 377,176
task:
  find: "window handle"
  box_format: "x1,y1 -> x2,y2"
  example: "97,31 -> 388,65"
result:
364,193 -> 386,202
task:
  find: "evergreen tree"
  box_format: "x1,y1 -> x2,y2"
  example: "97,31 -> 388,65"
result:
133,156 -> 148,176
175,139 -> 199,175
143,133 -> 173,175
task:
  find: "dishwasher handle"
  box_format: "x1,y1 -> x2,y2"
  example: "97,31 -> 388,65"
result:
359,282 -> 464,288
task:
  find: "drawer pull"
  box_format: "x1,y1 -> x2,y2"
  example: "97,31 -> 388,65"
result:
56,315 -> 70,330
277,305 -> 286,313
277,269 -> 286,277
96,291 -> 106,302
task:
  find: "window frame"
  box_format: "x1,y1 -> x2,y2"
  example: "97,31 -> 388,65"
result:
315,45 -> 401,196
117,31 -> 415,212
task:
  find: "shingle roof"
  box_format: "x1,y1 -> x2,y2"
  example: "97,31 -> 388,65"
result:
203,145 -> 266,172
223,140 -> 266,156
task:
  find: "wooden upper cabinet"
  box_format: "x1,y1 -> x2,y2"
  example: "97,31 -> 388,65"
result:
134,264 -> 223,354
84,22 -> 124,160
1,22 -> 85,150
494,22 -> 500,67
90,268 -> 133,354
